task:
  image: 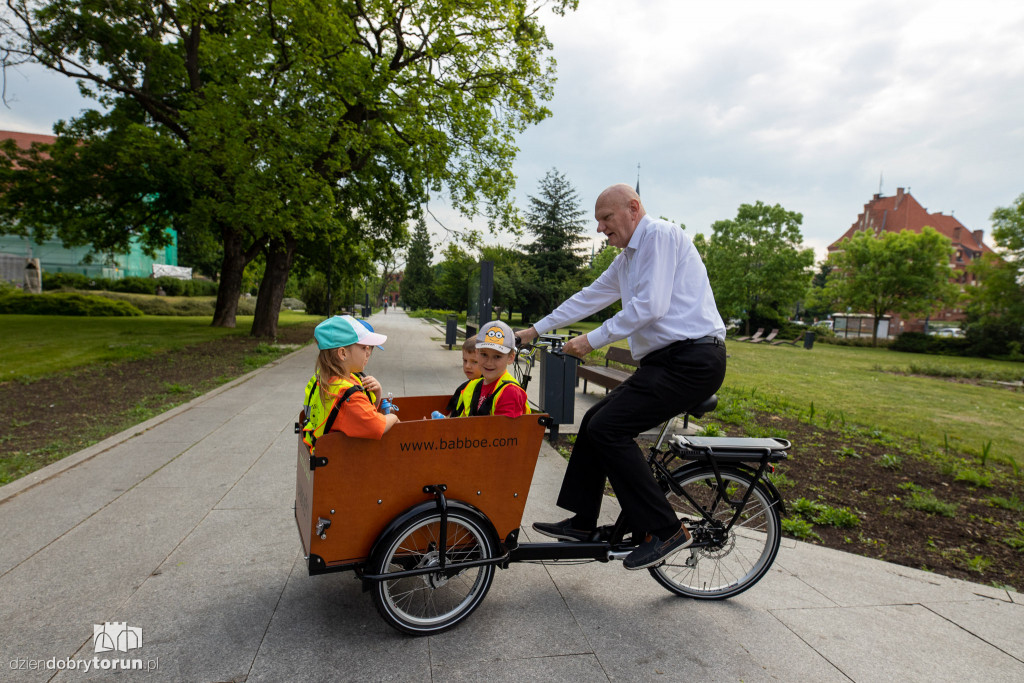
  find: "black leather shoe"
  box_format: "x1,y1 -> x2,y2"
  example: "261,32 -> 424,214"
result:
622,526 -> 692,570
532,518 -> 593,542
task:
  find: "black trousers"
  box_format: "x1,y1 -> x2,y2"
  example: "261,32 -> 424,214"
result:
556,341 -> 727,533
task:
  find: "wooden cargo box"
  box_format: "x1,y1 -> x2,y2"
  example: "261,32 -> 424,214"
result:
295,394 -> 547,572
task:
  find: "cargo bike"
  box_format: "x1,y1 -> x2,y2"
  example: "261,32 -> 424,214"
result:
295,359 -> 791,636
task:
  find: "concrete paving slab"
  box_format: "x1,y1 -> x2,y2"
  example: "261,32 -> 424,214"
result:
774,540 -> 1007,606
923,599 -> 1024,663
425,562 -> 591,665
431,654 -> 608,682
55,508 -> 299,682
0,485 -> 219,674
0,438 -> 190,575
134,426 -> 282,491
774,602 -> 1024,682
247,555 -> 430,682
216,430 -> 299,511
547,558 -> 846,682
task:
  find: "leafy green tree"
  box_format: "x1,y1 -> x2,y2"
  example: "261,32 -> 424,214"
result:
704,202 -> 815,334
803,261 -> 837,322
434,241 -> 477,312
400,218 -> 435,311
821,227 -> 958,345
480,244 -> 538,323
1,0 -> 577,336
964,194 -> 1024,357
523,168 -> 588,318
373,226 -> 410,307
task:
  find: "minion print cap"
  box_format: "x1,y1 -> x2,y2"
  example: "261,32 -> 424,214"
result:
476,320 -> 515,354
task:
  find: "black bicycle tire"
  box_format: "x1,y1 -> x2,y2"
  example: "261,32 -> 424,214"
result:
649,465 -> 781,599
368,506 -> 497,635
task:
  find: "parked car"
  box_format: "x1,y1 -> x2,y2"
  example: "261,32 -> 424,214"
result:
931,327 -> 964,338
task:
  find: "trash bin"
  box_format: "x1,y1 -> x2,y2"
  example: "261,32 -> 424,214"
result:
362,306 -> 371,318
445,316 -> 458,349
538,346 -> 576,441
803,331 -> 816,350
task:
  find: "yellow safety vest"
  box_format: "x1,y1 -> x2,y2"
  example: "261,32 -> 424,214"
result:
454,371 -> 530,417
301,373 -> 373,451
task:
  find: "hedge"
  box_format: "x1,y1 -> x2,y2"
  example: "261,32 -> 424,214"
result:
92,292 -> 258,316
42,273 -> 218,297
890,331 -> 971,356
0,290 -> 143,316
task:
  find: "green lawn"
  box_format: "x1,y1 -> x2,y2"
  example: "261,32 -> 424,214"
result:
0,311 -> 321,380
548,325 -> 1024,467
721,341 -> 1024,466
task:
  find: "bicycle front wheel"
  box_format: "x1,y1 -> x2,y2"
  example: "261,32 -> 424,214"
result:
369,507 -> 496,635
650,466 -> 781,599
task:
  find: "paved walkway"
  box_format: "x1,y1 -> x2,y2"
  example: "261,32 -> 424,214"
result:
1,311 -> 1021,682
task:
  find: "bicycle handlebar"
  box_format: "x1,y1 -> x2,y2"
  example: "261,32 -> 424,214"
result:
514,334 -> 584,363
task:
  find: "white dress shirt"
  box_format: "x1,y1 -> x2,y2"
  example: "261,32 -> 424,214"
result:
533,215 -> 726,360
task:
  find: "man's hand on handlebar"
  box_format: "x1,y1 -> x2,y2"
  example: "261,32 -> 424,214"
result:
562,333 -> 593,359
514,326 -> 539,347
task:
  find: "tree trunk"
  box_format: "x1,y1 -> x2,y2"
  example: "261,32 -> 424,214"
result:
212,226 -> 258,328
251,235 -> 297,338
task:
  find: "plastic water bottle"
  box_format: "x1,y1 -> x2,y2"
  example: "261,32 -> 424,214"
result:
381,399 -> 399,415
430,411 -> 446,419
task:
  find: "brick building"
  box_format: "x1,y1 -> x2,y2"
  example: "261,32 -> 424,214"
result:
827,188 -> 995,335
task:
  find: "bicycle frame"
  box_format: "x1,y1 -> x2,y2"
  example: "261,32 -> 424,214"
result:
359,437 -> 790,584
651,439 -> 789,528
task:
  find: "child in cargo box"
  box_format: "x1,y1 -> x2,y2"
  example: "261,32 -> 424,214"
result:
301,316 -> 399,451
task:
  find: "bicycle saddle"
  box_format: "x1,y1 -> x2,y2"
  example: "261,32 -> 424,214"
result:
688,395 -> 718,418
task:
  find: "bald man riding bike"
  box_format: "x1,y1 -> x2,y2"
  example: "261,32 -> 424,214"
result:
518,183 -> 727,570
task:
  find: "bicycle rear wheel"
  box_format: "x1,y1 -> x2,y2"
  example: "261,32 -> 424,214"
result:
650,466 -> 781,599
369,507 -> 496,635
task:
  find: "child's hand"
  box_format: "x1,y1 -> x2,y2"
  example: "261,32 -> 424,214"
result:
361,374 -> 382,397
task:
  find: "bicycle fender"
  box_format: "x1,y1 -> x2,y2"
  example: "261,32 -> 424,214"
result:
670,462 -> 786,517
363,499 -> 501,585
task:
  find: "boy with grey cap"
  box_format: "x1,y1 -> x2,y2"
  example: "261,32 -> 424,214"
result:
451,320 -> 530,418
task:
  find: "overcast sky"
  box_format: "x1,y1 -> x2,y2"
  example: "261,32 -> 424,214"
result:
3,0 -> 1023,261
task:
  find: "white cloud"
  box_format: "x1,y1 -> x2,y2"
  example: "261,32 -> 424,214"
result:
507,0 -> 1024,252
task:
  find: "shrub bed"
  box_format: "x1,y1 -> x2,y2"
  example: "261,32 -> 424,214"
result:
42,273 -> 218,297
0,290 -> 143,316
91,292 -> 259,316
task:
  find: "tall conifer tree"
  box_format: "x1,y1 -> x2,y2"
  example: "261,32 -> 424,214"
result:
400,218 -> 434,311
524,168 -> 588,316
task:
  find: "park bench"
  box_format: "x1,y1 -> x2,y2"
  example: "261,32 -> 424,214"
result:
577,346 -> 637,394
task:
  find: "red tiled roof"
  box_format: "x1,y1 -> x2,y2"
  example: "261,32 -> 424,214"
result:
0,129 -> 57,148
829,188 -> 995,257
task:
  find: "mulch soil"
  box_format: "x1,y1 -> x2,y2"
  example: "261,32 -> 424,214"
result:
3,325 -> 1021,591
